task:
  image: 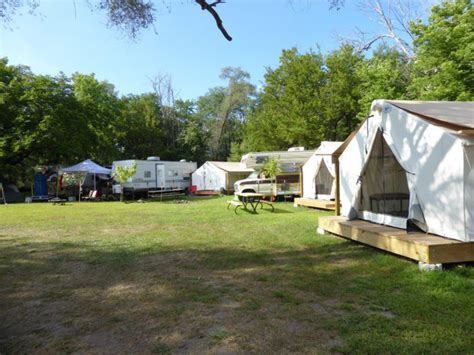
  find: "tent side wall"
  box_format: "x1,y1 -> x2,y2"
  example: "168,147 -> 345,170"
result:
191,164 -> 206,191
302,155 -> 319,199
464,144 -> 474,241
383,105 -> 466,240
340,116 -> 380,218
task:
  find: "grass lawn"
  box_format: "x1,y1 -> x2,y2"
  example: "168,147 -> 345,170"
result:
1,197 -> 473,353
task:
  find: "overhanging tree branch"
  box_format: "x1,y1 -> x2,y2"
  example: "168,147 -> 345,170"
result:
195,0 -> 232,41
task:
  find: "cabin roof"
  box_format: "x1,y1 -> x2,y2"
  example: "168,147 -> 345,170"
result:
208,161 -> 254,173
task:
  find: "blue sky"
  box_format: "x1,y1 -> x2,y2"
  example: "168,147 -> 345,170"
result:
0,0 -> 426,100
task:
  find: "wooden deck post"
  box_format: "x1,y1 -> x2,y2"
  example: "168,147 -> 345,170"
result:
335,160 -> 340,216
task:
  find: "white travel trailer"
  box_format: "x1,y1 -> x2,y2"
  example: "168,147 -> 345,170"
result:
302,141 -> 343,201
192,161 -> 254,194
112,157 -> 196,196
338,100 -> 474,242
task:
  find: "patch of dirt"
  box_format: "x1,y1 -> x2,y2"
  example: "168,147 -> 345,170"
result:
1,244 -> 351,353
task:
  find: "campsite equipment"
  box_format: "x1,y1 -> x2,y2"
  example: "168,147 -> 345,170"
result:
0,181 -> 23,204
0,183 -> 6,205
192,161 -> 254,194
337,100 -> 474,242
111,158 -> 196,198
33,173 -> 48,197
61,159 -> 111,201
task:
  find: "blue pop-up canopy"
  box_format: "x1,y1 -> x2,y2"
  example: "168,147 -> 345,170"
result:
62,159 -> 111,175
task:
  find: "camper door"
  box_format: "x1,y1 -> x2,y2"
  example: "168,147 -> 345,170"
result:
156,164 -> 165,189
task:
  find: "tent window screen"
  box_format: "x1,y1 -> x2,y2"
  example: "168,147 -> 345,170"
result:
314,159 -> 333,196
359,131 -> 410,217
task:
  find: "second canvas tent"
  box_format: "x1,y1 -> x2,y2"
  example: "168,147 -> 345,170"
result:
192,161 -> 254,194
301,141 -> 343,201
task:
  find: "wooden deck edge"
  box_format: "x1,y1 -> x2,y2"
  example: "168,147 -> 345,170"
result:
294,198 -> 335,211
318,216 -> 474,264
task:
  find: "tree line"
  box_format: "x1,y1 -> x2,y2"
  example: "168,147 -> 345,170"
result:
1,0 -> 472,187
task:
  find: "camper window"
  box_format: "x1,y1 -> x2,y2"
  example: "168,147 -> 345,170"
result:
256,156 -> 269,164
144,171 -> 151,178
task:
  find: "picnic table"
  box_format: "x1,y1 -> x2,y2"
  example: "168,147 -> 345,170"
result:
227,192 -> 274,214
49,197 -> 67,205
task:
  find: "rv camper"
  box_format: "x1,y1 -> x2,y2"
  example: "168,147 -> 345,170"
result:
234,148 -> 315,198
112,157 -> 196,197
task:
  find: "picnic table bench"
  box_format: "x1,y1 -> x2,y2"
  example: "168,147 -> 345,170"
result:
227,199 -> 244,214
227,192 -> 275,214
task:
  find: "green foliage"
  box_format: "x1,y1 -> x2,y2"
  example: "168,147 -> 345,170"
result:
112,163 -> 137,184
260,158 -> 280,179
2,0 -> 472,189
320,45 -> 363,140
227,141 -> 247,162
112,163 -> 137,201
245,47 -> 362,151
246,48 -> 326,150
409,0 -> 474,100
117,93 -> 167,160
198,67 -> 255,161
356,45 -> 411,117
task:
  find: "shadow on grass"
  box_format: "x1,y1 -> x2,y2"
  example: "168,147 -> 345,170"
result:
0,236 -> 473,353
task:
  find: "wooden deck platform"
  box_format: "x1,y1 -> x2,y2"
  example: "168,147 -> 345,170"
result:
193,190 -> 221,196
318,216 -> 474,265
294,197 -> 335,210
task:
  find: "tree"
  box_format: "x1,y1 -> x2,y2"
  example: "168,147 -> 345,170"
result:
72,73 -> 121,164
197,67 -> 255,161
245,48 -> 326,151
117,93 -> 167,159
356,45 -> 411,117
0,59 -> 91,187
409,0 -> 473,100
176,99 -> 209,164
112,162 -> 137,201
320,45 -> 363,140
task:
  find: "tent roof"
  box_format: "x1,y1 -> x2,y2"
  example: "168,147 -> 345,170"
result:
62,159 -> 111,175
387,100 -> 474,132
314,141 -> 344,155
333,100 -> 474,160
208,161 -> 254,173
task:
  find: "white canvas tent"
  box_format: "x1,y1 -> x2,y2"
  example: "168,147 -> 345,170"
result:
302,141 -> 343,201
192,161 -> 254,194
338,100 -> 474,242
